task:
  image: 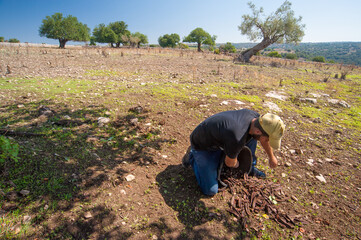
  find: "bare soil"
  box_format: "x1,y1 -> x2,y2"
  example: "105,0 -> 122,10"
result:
0,45 -> 360,239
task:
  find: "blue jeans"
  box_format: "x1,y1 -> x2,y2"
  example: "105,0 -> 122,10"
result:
189,139 -> 257,196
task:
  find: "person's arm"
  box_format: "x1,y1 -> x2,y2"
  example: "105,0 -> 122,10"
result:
259,136 -> 278,168
225,155 -> 239,168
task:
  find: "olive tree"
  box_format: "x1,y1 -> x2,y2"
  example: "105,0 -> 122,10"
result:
108,21 -> 130,47
92,24 -> 117,45
130,32 -> 148,48
183,28 -> 216,52
39,13 -> 90,48
93,21 -> 130,47
237,1 -> 305,62
158,33 -> 180,48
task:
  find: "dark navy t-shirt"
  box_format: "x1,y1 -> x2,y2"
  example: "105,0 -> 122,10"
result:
190,109 -> 259,158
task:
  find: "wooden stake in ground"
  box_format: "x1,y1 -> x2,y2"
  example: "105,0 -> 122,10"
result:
6,65 -> 11,74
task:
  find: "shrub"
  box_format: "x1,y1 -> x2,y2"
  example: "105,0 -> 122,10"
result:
285,53 -> 298,59
312,56 -> 325,63
219,42 -> 236,54
214,48 -> 220,54
0,37 -> 4,42
267,51 -> 282,58
8,38 -> 20,43
178,43 -> 189,49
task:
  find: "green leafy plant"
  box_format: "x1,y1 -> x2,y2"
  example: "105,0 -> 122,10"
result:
267,51 -> 282,58
0,136 -> 19,164
312,56 -> 326,63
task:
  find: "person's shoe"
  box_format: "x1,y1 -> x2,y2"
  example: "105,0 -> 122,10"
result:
250,167 -> 266,178
182,146 -> 191,168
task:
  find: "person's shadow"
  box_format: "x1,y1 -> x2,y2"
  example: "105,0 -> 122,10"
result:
156,165 -> 217,229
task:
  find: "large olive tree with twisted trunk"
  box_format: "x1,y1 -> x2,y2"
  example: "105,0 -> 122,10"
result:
237,1 -> 305,62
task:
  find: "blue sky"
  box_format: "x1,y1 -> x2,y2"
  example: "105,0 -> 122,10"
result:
0,0 -> 360,45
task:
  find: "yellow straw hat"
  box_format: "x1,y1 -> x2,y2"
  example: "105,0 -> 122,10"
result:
259,113 -> 285,149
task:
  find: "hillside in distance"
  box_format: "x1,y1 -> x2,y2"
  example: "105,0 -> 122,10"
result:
230,42 -> 361,66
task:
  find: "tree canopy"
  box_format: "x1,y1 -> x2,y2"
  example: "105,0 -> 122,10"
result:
93,21 -> 130,47
39,13 -> 90,48
93,24 -> 117,45
183,28 -> 216,52
8,38 -> 20,43
108,21 -> 130,47
92,22 -> 147,48
130,32 -> 148,48
158,33 -> 180,48
237,1 -> 305,62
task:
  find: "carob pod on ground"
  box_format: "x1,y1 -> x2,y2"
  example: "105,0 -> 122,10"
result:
224,174 -> 303,230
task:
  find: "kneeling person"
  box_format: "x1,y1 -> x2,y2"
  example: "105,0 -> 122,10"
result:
182,109 -> 285,196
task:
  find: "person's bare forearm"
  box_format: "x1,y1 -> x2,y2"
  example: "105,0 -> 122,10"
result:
260,137 -> 278,168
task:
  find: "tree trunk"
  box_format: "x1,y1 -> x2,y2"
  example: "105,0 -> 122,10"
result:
236,38 -> 273,62
59,39 -> 68,49
197,42 -> 202,52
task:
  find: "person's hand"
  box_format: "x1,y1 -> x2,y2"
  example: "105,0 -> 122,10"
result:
259,136 -> 278,169
269,155 -> 278,168
233,160 -> 239,168
225,156 -> 238,168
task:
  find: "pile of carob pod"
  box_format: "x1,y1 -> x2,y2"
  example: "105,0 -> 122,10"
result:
219,169 -> 305,232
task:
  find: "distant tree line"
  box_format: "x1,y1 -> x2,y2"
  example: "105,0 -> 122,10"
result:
260,42 -> 361,66
38,13 -> 149,49
37,13 -> 218,51
0,37 -> 20,43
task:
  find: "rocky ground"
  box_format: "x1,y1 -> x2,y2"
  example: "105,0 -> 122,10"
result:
0,45 -> 360,239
